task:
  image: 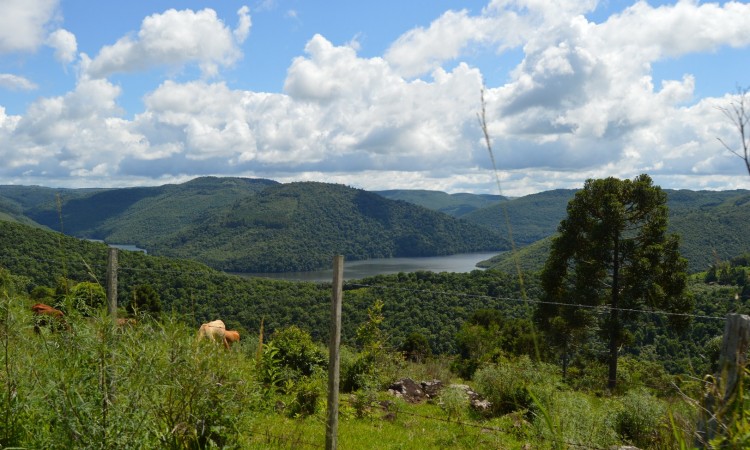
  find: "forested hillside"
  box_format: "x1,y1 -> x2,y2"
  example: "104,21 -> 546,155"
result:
462,189 -> 576,245
153,182 -> 508,272
20,177 -> 279,240
478,189 -> 750,273
0,217 -> 746,378
0,219 -> 511,347
376,189 -> 505,217
3,177 -> 749,274
5,178 -> 507,273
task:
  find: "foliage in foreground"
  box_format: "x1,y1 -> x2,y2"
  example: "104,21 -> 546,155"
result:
0,288 -> 710,450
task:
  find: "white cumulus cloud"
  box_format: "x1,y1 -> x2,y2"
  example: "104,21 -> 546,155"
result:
0,0 -> 58,53
234,6 -> 252,43
1,0 -> 750,196
46,28 -> 77,64
86,8 -> 246,79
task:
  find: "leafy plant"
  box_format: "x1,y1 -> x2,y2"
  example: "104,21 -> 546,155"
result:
439,386 -> 468,422
614,388 -> 666,448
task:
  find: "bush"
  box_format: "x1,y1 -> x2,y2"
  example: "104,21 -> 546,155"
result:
287,376 -> 324,418
268,325 -> 327,383
532,389 -> 620,449
614,388 -> 666,448
127,284 -> 162,315
473,355 -> 554,417
64,281 -> 106,316
439,385 -> 468,422
400,331 -> 432,363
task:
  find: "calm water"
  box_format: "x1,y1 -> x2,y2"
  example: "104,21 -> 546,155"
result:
242,252 -> 501,282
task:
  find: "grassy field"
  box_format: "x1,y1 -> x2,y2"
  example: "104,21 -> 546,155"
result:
0,290 -> 733,449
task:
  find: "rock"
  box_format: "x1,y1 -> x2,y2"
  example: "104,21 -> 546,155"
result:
387,378 -> 425,403
449,383 -> 492,412
386,378 -> 491,412
420,379 -> 444,399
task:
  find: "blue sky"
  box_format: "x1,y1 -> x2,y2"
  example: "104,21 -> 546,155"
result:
0,0 -> 749,196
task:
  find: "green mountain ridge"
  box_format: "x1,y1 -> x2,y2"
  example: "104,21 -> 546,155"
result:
154,182 -> 509,272
2,177 -> 749,274
472,188 -> 750,273
2,177 -> 508,273
375,189 -> 505,217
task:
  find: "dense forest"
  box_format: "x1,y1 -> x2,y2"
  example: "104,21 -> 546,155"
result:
376,189 -> 505,217
476,189 -> 750,273
0,218 -> 746,379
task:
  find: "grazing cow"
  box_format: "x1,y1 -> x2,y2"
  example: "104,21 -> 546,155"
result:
224,330 -> 240,348
197,320 -> 229,349
31,303 -> 68,333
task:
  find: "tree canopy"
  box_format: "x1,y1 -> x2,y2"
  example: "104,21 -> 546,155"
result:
536,174 -> 693,389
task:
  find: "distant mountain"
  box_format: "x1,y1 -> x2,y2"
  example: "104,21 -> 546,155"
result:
6,177 -> 508,273
376,189 -> 505,217
153,182 -> 509,272
461,189 -> 576,245
22,177 -> 279,242
4,177 -> 748,274
0,184 -> 103,229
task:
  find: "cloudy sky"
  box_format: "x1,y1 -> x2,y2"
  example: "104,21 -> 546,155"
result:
0,0 -> 749,196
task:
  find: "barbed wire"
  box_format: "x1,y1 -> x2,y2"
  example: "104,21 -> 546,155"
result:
255,429 -> 323,449
0,254 -> 739,322
346,282 -> 728,321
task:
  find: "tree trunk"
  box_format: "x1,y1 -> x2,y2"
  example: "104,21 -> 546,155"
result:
608,235 -> 620,391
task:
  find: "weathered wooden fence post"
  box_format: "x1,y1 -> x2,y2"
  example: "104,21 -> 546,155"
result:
326,255 -> 344,450
106,247 -> 118,318
697,313 -> 750,447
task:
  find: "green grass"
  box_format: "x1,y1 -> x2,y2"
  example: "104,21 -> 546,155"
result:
0,292 -> 708,449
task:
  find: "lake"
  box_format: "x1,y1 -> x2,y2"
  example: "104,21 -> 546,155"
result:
242,252 -> 501,282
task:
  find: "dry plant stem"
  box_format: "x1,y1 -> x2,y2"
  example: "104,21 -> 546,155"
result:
716,86 -> 750,177
477,87 -> 540,362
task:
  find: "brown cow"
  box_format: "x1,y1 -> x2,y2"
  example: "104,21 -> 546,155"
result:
224,330 -> 240,348
31,303 -> 68,333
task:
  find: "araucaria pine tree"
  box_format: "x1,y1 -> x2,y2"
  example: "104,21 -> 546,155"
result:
536,174 -> 693,390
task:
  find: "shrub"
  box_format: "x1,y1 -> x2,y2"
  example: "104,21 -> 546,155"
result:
473,355 -> 553,417
127,284 -> 162,315
532,389 -> 620,449
63,281 -> 106,316
400,331 -> 432,363
614,388 -> 666,448
439,385 -> 468,422
287,377 -> 324,418
342,300 -> 404,392
269,325 -> 327,383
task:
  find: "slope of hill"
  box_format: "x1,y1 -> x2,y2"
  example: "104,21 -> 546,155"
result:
7,178 -> 508,273
153,182 -> 509,272
462,189 -> 576,245
375,189 -> 505,217
5,177 -> 748,274
25,177 -> 279,241
477,189 -> 750,273
0,196 -> 43,227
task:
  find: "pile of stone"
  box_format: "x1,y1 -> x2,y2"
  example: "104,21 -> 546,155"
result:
386,378 -> 491,412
